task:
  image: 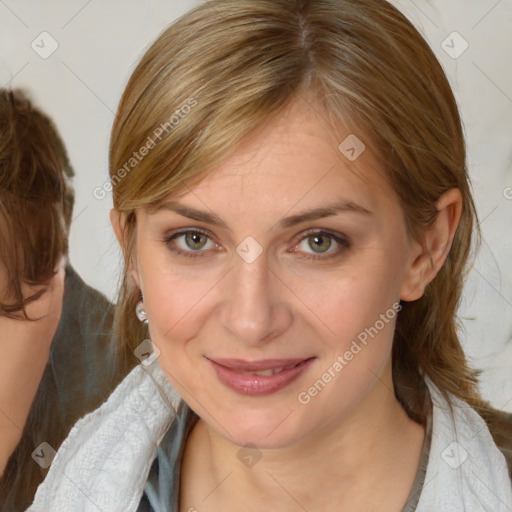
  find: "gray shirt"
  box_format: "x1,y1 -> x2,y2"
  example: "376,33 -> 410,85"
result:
0,265 -> 126,511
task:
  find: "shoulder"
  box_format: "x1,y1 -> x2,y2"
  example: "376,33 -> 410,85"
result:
60,265 -> 114,329
415,381 -> 512,511
52,265 -> 114,357
27,363 -> 182,512
47,265 -> 124,419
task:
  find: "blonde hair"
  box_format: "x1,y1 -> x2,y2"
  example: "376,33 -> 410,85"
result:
109,0 -> 489,421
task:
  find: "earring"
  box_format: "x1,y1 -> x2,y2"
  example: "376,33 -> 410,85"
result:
135,301 -> 148,324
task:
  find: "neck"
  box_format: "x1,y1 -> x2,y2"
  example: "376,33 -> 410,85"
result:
0,265 -> 64,475
181,363 -> 425,512
0,321 -> 53,475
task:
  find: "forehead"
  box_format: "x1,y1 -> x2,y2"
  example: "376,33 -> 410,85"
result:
172,100 -> 399,221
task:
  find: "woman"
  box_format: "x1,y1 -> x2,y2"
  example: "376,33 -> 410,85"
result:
29,0 -> 512,510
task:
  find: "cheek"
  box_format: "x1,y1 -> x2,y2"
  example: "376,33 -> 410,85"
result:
291,264 -> 402,425
137,246 -> 220,351
288,249 -> 404,341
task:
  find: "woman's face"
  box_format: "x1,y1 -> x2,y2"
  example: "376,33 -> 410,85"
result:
130,100 -> 421,449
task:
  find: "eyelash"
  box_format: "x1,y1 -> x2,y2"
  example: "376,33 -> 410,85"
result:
290,229 -> 350,261
163,228 -> 351,260
163,228 -> 216,258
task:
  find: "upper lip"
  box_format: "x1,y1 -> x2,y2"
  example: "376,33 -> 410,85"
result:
207,357 -> 313,371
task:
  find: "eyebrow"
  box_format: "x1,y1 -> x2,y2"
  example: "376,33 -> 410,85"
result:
277,200 -> 373,228
150,201 -> 228,228
150,199 -> 372,230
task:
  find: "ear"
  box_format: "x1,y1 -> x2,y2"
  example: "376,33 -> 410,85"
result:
400,188 -> 462,302
110,208 -> 141,291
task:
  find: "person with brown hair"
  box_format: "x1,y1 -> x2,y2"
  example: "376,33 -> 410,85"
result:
0,89 -> 128,510
28,0 -> 512,510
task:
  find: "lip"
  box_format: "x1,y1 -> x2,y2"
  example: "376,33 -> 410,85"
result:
207,357 -> 315,396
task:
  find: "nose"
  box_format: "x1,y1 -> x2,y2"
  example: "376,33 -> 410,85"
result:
218,255 -> 293,346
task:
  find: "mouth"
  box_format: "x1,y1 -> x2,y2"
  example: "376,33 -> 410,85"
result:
207,357 -> 316,396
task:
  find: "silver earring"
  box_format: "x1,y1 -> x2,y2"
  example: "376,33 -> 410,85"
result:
135,301 -> 148,324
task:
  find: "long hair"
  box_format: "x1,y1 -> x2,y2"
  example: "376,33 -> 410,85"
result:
109,0 -> 492,422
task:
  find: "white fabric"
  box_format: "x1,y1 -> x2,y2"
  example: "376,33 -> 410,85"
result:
28,364 -> 512,511
416,383 -> 512,511
27,362 -> 181,512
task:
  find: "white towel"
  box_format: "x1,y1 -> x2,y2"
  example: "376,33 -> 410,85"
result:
27,362 -> 180,512
28,363 -> 512,511
416,383 -> 512,511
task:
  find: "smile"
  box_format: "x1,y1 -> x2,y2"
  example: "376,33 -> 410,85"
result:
207,357 -> 315,396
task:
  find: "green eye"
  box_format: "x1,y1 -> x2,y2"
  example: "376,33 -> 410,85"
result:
294,230 -> 349,259
184,232 -> 209,250
307,234 -> 332,253
166,230 -> 216,255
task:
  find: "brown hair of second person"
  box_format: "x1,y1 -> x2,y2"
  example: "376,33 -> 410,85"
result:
0,88 -> 74,319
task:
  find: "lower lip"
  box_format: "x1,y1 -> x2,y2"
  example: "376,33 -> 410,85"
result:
208,358 -> 314,396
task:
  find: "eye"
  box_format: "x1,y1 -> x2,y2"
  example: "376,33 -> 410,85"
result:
165,229 -> 218,256
301,234 -> 333,253
292,230 -> 350,259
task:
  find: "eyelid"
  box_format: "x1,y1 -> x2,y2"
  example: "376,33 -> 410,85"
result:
288,228 -> 350,259
162,226 -> 350,260
292,228 -> 350,247
163,227 -> 222,256
164,226 -> 213,241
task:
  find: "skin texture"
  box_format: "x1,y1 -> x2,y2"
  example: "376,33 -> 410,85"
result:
0,257 -> 65,475
112,99 -> 462,511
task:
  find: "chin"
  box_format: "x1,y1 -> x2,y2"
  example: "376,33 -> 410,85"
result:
209,404 -> 309,450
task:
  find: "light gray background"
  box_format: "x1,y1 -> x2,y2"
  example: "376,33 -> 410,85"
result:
1,0 -> 511,409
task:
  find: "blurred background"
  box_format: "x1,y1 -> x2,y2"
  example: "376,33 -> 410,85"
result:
1,0 -> 511,409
